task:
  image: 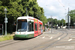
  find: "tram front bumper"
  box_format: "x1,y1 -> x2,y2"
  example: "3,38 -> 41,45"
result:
14,34 -> 34,38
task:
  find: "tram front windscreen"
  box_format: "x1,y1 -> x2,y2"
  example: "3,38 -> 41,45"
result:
17,19 -> 27,32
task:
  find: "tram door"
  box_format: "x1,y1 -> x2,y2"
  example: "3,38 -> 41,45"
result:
34,19 -> 38,37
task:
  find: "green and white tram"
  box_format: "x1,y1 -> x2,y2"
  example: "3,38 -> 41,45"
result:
14,16 -> 43,39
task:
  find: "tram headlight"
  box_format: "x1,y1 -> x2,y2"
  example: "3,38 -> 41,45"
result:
15,32 -> 17,34
15,32 -> 19,34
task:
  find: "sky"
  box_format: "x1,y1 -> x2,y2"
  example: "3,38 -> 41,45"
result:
37,0 -> 75,20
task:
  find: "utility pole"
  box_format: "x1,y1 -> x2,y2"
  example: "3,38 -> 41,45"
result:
51,16 -> 52,33
68,8 -> 70,29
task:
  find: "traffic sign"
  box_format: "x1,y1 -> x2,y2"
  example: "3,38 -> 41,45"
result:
5,18 -> 8,21
4,21 -> 8,23
4,17 -> 8,23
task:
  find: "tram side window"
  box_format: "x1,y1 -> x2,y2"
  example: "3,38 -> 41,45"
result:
28,21 -> 34,32
35,23 -> 37,31
40,24 -> 42,30
40,24 -> 41,30
32,22 -> 34,31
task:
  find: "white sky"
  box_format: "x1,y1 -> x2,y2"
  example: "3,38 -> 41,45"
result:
37,0 -> 75,20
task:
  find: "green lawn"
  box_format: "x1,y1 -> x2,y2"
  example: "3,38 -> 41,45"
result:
0,35 -> 13,42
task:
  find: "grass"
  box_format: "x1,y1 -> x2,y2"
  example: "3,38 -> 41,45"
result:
0,34 -> 13,42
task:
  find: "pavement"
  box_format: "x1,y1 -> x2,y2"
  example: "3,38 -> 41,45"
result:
0,29 -> 62,50
0,29 -> 75,50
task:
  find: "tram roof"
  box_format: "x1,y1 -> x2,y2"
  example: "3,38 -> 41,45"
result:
17,16 -> 43,23
17,16 -> 34,19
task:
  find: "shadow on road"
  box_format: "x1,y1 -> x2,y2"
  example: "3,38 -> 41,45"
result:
13,37 -> 35,41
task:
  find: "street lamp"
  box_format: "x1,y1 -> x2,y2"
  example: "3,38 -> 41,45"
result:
4,8 -> 8,35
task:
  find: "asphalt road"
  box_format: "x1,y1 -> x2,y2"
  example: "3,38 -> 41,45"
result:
0,29 -> 75,50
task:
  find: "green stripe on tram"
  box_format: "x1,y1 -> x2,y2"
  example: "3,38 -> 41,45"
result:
14,34 -> 34,38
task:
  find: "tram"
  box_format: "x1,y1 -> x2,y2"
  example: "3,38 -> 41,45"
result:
14,16 -> 43,39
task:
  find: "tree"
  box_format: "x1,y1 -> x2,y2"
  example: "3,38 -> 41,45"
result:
0,0 -> 47,32
60,19 -> 65,26
69,10 -> 75,26
47,18 -> 65,27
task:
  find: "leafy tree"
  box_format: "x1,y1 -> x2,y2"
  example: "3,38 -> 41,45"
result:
60,19 -> 65,26
47,18 -> 65,27
0,0 -> 47,33
57,20 -> 61,26
69,10 -> 75,26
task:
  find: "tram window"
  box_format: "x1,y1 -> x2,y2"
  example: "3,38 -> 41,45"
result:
40,24 -> 41,30
40,24 -> 42,30
35,23 -> 37,31
28,21 -> 34,32
17,19 -> 27,32
32,22 -> 34,31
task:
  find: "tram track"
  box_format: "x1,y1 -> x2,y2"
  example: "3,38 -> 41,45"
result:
50,29 -> 75,48
29,29 -> 68,50
0,39 -> 25,48
0,29 -> 69,50
43,29 -> 68,50
52,40 -> 75,47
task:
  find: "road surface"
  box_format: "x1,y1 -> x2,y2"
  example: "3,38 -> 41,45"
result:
0,29 -> 75,50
